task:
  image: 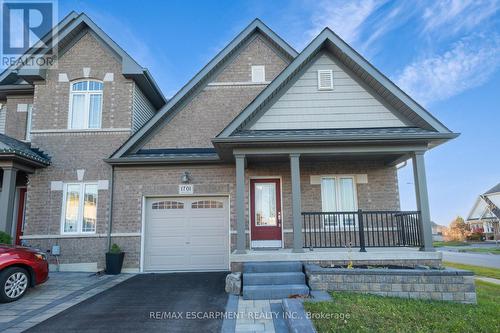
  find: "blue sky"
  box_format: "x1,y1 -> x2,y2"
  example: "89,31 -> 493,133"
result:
42,1 -> 500,225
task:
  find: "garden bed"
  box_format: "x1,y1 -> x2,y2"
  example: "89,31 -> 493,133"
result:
305,264 -> 476,303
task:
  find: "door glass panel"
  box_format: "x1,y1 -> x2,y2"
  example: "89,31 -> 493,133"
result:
255,183 -> 276,226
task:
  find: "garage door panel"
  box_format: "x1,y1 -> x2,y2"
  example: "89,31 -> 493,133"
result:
144,197 -> 229,271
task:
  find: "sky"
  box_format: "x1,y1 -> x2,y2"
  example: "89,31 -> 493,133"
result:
17,0 -> 500,225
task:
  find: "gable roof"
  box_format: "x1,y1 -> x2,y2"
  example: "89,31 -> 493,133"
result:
0,12 -> 166,108
485,183 -> 500,195
0,133 -> 50,166
109,19 -> 298,160
217,28 -> 456,140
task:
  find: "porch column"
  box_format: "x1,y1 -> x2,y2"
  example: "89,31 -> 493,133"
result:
290,153 -> 304,253
0,167 -> 18,236
235,154 -> 246,254
412,152 -> 434,251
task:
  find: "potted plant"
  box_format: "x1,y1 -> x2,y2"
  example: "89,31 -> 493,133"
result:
105,243 -> 125,275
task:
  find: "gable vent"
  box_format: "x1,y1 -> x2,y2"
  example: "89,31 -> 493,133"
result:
317,69 -> 333,90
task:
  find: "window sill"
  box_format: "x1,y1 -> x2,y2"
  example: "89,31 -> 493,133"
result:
31,128 -> 131,134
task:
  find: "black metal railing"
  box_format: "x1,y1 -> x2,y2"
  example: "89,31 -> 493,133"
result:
302,210 -> 422,250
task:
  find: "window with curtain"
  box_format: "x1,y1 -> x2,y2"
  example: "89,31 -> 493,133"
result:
321,176 -> 357,227
69,80 -> 103,129
62,183 -> 98,234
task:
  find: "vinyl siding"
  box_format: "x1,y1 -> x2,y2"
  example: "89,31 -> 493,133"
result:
0,104 -> 5,134
250,53 -> 408,130
132,84 -> 156,133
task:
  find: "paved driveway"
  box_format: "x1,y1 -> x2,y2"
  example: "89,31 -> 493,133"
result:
27,272 -> 229,333
0,272 -> 131,333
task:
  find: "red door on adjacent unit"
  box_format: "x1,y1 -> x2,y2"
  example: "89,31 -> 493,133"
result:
15,188 -> 27,245
250,179 -> 282,246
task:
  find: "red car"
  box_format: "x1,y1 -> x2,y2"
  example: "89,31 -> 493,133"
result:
0,245 -> 49,302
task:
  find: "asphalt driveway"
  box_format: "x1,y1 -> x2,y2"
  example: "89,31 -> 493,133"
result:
27,272 -> 229,333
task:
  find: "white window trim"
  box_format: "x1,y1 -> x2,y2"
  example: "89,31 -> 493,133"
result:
320,175 -> 358,229
60,182 -> 98,235
68,79 -> 103,130
251,65 -> 266,83
317,69 -> 334,90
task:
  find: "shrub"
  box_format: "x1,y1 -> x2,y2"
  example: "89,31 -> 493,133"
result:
467,232 -> 483,242
109,243 -> 122,254
0,231 -> 12,244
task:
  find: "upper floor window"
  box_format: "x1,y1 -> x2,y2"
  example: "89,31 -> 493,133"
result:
69,80 -> 103,129
251,65 -> 266,83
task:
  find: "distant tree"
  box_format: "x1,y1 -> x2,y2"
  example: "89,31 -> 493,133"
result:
444,216 -> 470,241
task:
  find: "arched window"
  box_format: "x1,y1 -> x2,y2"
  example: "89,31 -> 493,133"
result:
69,80 -> 103,129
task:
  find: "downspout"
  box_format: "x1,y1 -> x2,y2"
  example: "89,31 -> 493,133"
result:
107,165 -> 115,251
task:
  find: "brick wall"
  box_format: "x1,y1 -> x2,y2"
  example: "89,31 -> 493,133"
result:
4,95 -> 33,140
143,33 -> 290,149
23,30 -> 136,270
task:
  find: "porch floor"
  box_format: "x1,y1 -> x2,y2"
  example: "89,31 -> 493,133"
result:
231,247 -> 441,263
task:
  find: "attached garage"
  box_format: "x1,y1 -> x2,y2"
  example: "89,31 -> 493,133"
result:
143,196 -> 229,271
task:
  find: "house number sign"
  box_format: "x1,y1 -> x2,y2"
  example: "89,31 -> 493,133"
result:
179,184 -> 194,195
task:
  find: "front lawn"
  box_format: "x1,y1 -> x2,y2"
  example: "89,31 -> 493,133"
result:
304,281 -> 500,333
443,261 -> 500,280
458,247 -> 500,255
432,241 -> 468,247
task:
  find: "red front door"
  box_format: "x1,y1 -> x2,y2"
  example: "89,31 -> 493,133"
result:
15,188 -> 27,245
250,179 -> 282,246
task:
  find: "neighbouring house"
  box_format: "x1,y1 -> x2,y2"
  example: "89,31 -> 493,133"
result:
431,222 -> 446,242
0,13 -> 458,273
467,184 -> 500,240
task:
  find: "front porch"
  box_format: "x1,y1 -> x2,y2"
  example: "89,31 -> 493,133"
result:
230,247 -> 442,271
228,144 -> 435,255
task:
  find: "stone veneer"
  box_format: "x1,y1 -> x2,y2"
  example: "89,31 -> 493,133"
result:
305,264 -> 477,304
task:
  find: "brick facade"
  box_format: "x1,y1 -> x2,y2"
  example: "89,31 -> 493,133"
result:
4,95 -> 33,141
23,31 -> 135,269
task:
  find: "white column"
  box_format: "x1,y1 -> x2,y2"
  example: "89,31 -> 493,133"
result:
290,153 -> 304,253
235,154 -> 246,254
0,167 -> 18,236
412,152 -> 434,251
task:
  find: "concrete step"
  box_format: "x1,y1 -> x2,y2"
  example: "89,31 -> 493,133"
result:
243,272 -> 305,286
243,284 -> 309,300
243,261 -> 303,273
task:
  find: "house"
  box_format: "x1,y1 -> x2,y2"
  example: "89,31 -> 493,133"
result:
466,183 -> 500,240
0,13 -> 458,273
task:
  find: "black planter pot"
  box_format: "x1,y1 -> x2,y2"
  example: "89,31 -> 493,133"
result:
105,252 -> 125,275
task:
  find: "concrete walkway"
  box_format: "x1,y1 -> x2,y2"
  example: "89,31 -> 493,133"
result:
235,298 -> 278,332
475,277 -> 500,285
0,272 -> 133,333
439,249 -> 500,268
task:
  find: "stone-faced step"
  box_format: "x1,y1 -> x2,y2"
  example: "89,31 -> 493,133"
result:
243,261 -> 303,273
282,299 -> 316,333
243,272 -> 305,286
243,284 -> 310,300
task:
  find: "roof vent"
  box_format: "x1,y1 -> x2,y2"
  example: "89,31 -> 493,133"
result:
317,69 -> 333,90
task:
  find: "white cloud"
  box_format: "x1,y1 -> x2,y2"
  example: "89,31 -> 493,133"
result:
422,0 -> 500,35
305,0 -> 385,45
395,34 -> 500,105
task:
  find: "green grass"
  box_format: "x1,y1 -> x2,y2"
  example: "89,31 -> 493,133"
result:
443,261 -> 500,280
432,241 -> 468,247
458,247 -> 500,255
304,281 -> 500,333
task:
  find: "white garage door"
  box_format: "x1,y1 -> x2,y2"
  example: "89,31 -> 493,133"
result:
144,196 -> 229,271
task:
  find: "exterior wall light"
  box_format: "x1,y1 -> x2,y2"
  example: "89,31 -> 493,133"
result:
181,171 -> 191,184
